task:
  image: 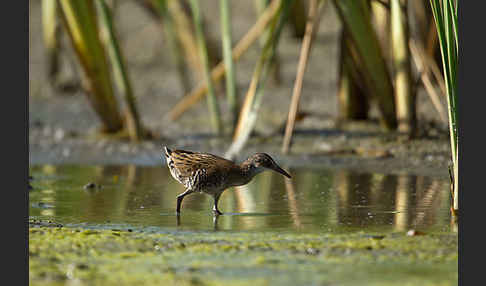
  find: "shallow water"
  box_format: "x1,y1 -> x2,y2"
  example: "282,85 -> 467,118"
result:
29,165 -> 452,233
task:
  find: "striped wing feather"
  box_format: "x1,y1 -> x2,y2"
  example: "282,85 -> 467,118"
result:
165,148 -> 235,191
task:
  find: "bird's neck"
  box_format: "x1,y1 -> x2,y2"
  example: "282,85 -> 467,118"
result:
234,161 -> 263,186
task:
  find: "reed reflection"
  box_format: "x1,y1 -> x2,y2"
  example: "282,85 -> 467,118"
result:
333,170 -> 449,231
29,165 -> 451,232
335,171 -> 374,227
284,177 -> 302,228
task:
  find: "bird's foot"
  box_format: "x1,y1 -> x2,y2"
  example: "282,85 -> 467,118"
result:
213,209 -> 223,216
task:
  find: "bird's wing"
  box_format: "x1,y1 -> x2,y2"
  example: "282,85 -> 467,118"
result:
166,149 -> 234,188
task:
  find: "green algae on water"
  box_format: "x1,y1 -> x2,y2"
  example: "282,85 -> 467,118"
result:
29,223 -> 457,286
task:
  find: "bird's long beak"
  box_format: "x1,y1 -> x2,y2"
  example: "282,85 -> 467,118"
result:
270,164 -> 291,179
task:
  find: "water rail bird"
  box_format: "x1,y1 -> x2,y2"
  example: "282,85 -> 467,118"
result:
163,147 -> 291,215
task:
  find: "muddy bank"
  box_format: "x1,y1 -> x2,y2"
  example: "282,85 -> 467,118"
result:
29,121 -> 451,178
29,220 -> 457,286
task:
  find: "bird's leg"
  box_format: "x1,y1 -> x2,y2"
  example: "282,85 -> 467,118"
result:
176,189 -> 193,215
212,193 -> 223,216
212,215 -> 220,231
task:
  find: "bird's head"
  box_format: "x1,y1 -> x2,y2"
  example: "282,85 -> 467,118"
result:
245,153 -> 291,178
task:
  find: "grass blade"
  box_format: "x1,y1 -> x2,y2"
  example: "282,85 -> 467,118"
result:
429,0 -> 458,213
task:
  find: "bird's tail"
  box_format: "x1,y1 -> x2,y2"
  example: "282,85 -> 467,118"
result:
163,147 -> 175,168
164,146 -> 172,158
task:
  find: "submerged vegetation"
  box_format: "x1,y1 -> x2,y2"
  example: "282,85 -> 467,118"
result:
29,222 -> 457,286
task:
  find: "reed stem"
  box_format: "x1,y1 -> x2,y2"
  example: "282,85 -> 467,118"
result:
288,0 -> 307,38
226,0 -> 290,159
42,0 -> 61,86
167,0 -> 204,77
337,30 -> 370,121
391,0 -> 416,135
333,0 -> 397,130
282,0 -> 323,154
96,0 -> 146,141
58,0 -> 123,133
409,39 -> 447,122
151,0 -> 191,94
189,0 -> 223,135
429,0 -> 458,212
220,0 -> 239,130
168,0 -> 282,121
254,0 -> 282,84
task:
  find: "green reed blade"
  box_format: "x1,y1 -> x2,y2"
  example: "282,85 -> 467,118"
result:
189,0 -> 223,135
220,0 -> 239,130
96,0 -> 146,141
